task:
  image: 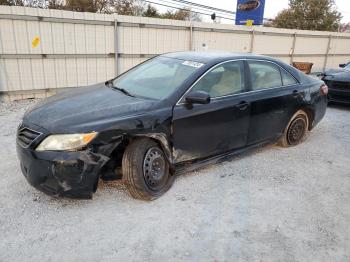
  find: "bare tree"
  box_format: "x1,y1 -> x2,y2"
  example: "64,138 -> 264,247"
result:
0,0 -> 24,6
0,0 -> 201,21
47,0 -> 65,9
110,0 -> 144,16
340,22 -> 350,32
161,8 -> 201,21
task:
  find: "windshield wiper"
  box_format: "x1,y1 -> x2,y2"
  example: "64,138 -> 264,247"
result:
105,80 -> 135,97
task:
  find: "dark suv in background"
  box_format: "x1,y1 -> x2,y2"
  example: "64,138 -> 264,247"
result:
322,62 -> 350,104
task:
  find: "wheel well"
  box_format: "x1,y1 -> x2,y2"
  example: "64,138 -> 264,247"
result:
101,136 -> 173,179
301,107 -> 314,130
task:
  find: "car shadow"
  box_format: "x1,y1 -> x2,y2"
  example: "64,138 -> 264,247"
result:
97,179 -> 128,194
180,142 -> 277,178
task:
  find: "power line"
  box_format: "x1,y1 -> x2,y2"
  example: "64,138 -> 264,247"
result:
148,0 -> 276,23
142,0 -> 236,21
160,0 -> 234,17
164,0 -> 238,19
143,0 -> 234,20
168,0 -> 236,15
159,0 -> 235,18
169,0 -> 278,22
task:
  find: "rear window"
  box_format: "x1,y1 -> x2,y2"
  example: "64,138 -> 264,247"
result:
248,61 -> 282,90
281,69 -> 298,86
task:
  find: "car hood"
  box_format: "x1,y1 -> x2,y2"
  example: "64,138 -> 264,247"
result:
23,83 -> 158,133
323,68 -> 350,82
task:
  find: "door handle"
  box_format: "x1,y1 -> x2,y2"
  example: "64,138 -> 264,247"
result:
292,90 -> 299,97
235,101 -> 249,110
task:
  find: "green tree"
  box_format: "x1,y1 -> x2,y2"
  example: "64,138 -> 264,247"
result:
272,0 -> 342,31
143,4 -> 160,18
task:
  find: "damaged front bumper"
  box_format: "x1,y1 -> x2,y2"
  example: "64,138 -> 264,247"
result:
17,144 -> 109,199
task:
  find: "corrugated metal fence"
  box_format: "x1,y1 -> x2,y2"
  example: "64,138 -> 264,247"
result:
1,6 -> 350,100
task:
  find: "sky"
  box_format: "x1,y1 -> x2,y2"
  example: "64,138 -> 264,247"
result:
149,0 -> 350,24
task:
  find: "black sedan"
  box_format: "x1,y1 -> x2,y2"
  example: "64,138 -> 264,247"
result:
322,62 -> 350,104
17,52 -> 328,200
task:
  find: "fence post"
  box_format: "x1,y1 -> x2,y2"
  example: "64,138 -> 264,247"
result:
114,19 -> 119,76
290,33 -> 297,64
250,29 -> 255,53
189,22 -> 193,51
323,35 -> 332,71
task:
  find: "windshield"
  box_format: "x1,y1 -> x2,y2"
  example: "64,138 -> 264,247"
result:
112,56 -> 203,100
344,63 -> 350,70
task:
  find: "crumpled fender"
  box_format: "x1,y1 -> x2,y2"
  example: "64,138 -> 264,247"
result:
41,139 -> 122,198
134,133 -> 173,164
51,150 -> 109,191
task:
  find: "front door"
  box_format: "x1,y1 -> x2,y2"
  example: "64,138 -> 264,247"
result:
172,60 -> 250,163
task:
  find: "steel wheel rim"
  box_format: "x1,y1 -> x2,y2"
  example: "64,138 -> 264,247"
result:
143,147 -> 167,191
287,117 -> 306,145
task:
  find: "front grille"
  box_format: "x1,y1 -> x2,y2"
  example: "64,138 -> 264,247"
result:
327,80 -> 350,91
17,126 -> 42,148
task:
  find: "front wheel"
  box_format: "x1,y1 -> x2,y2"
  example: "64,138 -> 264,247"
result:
279,110 -> 309,147
122,138 -> 175,200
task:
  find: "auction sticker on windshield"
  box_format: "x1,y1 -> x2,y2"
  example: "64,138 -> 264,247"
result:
182,61 -> 204,68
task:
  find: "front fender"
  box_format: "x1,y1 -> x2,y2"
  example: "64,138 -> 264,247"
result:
133,133 -> 173,164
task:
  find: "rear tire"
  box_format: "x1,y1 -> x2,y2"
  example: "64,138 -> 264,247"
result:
279,110 -> 309,147
122,138 -> 175,200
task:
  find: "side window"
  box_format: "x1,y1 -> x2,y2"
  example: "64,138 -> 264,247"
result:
281,69 -> 298,86
248,61 -> 282,90
191,61 -> 245,98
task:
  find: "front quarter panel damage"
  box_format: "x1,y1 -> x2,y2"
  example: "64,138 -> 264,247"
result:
92,107 -> 174,164
51,151 -> 109,189
20,105 -> 174,198
34,149 -> 110,198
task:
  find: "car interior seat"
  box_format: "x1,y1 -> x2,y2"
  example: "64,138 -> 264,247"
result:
209,67 -> 241,97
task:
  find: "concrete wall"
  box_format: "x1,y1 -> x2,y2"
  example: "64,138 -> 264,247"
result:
1,6 -> 350,100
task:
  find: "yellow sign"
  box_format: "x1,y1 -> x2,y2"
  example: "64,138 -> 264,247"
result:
246,20 -> 254,26
32,36 -> 40,48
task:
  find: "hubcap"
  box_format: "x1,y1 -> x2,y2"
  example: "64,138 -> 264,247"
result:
143,147 -> 167,191
287,117 -> 306,145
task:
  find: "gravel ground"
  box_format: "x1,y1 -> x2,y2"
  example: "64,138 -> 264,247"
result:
0,100 -> 349,262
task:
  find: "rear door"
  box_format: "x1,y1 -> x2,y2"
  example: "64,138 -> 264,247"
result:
245,60 -> 302,145
172,60 -> 250,163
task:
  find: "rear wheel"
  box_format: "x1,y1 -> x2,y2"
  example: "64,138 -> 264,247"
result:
279,110 -> 309,147
122,138 -> 174,200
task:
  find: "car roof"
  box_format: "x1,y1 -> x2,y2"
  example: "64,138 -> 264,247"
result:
161,51 -> 275,64
161,51 -> 313,85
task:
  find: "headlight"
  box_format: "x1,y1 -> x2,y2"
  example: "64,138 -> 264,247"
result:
36,132 -> 97,151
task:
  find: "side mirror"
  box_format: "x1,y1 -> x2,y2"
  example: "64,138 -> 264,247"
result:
185,91 -> 210,105
339,63 -> 346,68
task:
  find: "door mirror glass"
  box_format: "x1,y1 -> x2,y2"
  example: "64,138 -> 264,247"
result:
185,91 -> 210,104
339,63 -> 346,68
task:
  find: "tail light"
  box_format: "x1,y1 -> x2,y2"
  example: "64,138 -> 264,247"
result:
320,84 -> 328,95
